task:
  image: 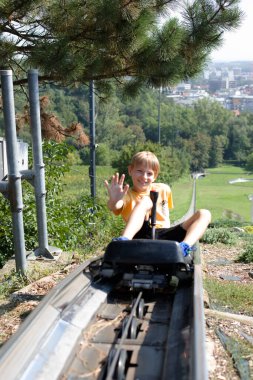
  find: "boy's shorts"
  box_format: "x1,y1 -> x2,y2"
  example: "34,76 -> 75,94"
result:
133,221 -> 186,242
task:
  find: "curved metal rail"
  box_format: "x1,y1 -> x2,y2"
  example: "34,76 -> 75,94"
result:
0,178 -> 208,380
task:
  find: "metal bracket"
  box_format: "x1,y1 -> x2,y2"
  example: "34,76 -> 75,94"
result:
27,246 -> 62,261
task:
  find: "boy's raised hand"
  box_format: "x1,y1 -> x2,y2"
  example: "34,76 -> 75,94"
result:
104,173 -> 129,210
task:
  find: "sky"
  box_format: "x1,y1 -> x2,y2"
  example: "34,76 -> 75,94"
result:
211,0 -> 253,62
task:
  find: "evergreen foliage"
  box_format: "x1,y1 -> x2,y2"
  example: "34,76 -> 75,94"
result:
0,0 -> 242,95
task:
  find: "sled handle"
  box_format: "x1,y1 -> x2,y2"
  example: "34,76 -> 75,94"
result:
150,190 -> 159,240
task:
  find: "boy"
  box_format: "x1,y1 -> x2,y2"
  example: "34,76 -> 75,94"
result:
104,151 -> 211,256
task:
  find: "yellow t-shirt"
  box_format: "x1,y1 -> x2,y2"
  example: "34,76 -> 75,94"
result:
113,183 -> 173,228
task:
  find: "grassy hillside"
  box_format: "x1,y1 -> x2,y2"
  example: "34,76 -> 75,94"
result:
61,164 -> 253,224
196,166 -> 253,223
61,165 -> 114,200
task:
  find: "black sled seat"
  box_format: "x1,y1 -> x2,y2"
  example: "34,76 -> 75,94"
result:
103,239 -> 186,268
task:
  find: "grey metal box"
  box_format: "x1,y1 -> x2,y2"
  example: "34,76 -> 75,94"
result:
0,137 -> 8,180
0,137 -> 28,180
17,139 -> 29,173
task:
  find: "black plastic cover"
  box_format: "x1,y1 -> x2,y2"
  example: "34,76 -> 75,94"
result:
103,239 -> 185,266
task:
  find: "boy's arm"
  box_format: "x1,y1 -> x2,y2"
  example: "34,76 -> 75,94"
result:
104,173 -> 129,212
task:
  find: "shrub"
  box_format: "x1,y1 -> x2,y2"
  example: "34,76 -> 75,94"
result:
236,244 -> 253,263
0,202 -> 14,267
243,225 -> 253,234
245,152 -> 253,172
0,139 -> 125,268
0,270 -> 28,297
79,146 -> 89,164
79,143 -> 116,166
209,219 -> 247,229
67,150 -> 82,165
96,144 -> 112,166
201,227 -> 237,245
0,141 -> 86,267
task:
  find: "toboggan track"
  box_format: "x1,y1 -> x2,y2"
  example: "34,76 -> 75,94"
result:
0,178 -> 208,380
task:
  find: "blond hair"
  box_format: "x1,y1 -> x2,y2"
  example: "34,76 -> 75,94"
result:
130,151 -> 160,176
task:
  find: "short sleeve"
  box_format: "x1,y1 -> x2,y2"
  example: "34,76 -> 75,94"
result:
166,185 -> 173,209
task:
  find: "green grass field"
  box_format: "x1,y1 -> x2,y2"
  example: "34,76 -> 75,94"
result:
196,166 -> 253,224
61,165 -> 114,200
61,164 -> 253,224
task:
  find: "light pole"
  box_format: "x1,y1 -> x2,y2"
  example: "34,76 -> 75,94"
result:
89,80 -> 96,198
229,178 -> 253,223
248,194 -> 253,223
157,87 -> 161,144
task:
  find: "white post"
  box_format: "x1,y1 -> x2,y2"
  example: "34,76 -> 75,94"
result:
249,195 -> 253,223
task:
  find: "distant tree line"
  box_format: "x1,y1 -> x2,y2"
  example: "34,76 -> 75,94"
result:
1,84 -> 253,177
94,86 -> 253,175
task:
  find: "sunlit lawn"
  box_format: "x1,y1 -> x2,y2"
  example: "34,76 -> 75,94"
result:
62,164 -> 253,224
204,278 -> 253,316
61,165 -> 114,202
196,166 -> 253,223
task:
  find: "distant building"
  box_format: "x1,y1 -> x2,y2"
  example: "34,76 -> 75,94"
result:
225,95 -> 253,112
208,79 -> 223,93
176,82 -> 191,92
166,61 -> 253,113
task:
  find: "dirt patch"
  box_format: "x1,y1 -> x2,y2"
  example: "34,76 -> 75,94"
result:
202,242 -> 253,284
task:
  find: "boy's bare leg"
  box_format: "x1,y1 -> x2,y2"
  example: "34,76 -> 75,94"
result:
121,197 -> 153,239
181,209 -> 211,246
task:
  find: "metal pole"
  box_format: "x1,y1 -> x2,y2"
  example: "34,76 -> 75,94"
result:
0,70 -> 27,273
89,80 -> 96,198
27,69 -> 61,259
28,69 -> 50,257
158,87 -> 161,144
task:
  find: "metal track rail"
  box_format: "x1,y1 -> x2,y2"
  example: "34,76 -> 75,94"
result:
62,282 -> 194,380
0,178 -> 208,380
0,259 -> 206,380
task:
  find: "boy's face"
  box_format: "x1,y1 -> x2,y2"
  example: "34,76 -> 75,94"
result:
128,163 -> 157,193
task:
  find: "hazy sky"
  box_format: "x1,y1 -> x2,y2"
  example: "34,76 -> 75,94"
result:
211,0 -> 253,62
